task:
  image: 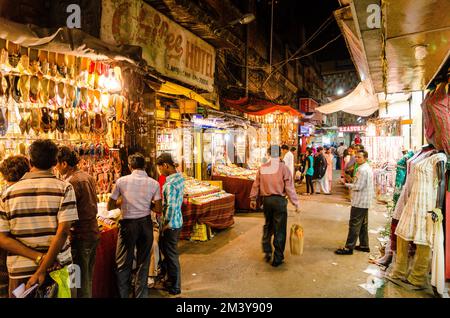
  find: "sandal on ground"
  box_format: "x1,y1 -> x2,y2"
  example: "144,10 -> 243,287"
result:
334,248 -> 353,255
354,246 -> 370,252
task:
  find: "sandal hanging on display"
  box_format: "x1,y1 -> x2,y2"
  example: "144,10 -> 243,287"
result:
29,76 -> 40,104
30,106 -> 41,134
40,107 -> 52,133
19,75 -> 29,103
12,75 -> 22,103
0,107 -> 7,136
39,78 -> 49,104
56,107 -> 65,133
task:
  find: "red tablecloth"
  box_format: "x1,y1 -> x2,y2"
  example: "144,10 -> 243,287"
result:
212,175 -> 261,211
92,227 -> 119,298
181,194 -> 235,240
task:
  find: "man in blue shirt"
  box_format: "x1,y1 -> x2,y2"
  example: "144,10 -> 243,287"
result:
156,153 -> 185,296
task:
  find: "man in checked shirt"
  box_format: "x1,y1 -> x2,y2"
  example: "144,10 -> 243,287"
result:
156,153 -> 184,296
335,150 -> 374,255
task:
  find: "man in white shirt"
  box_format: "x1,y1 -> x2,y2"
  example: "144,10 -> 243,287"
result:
281,145 -> 294,178
335,150 -> 374,255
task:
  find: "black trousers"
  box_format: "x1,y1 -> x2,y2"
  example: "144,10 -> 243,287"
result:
345,206 -> 369,249
262,196 -> 288,263
160,228 -> 182,291
305,175 -> 314,194
116,216 -> 153,298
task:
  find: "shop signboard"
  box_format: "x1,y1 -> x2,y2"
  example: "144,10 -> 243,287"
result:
299,98 -> 319,113
338,125 -> 366,133
101,0 -> 216,92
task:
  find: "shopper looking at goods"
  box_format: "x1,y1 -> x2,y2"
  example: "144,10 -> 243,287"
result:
250,145 -> 300,267
0,155 -> 30,298
108,153 -> 162,298
335,150 -> 374,255
56,146 -> 100,298
156,153 -> 185,296
0,140 -> 79,297
336,142 -> 346,170
302,148 -> 315,196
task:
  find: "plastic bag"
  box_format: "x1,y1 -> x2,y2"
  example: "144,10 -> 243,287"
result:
34,276 -> 58,298
290,222 -> 304,255
49,266 -> 71,298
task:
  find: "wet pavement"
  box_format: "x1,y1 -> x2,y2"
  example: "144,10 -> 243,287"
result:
149,172 -> 445,298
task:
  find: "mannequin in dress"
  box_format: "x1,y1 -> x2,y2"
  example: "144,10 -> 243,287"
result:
390,151 -> 447,290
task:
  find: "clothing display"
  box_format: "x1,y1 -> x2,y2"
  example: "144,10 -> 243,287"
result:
393,151 -> 415,208
396,152 -> 447,245
391,148 -> 447,295
422,82 -> 450,155
361,136 -> 403,164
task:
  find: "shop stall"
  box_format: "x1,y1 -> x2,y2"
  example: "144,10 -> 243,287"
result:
362,118 -> 404,201
0,18 -> 149,298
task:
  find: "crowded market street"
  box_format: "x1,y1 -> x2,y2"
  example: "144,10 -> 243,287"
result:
149,172 -> 437,298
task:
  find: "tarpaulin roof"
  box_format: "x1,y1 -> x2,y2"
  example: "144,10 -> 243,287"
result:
0,17 -> 142,64
223,97 -> 302,116
316,79 -> 379,117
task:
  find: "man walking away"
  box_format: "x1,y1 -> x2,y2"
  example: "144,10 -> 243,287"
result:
108,153 -> 162,298
313,147 -> 330,194
156,153 -> 184,296
335,150 -> 374,255
250,145 -> 300,267
281,145 -> 294,178
0,140 -> 79,296
56,147 -> 100,298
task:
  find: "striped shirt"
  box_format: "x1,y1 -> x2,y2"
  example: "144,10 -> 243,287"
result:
0,170 -> 78,279
110,170 -> 161,219
162,173 -> 184,229
346,162 -> 374,209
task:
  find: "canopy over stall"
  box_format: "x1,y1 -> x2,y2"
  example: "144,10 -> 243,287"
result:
316,79 -> 379,116
223,97 -> 301,117
0,17 -> 141,63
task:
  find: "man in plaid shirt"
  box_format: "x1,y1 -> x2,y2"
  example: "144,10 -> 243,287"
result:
335,150 -> 374,255
156,153 -> 185,295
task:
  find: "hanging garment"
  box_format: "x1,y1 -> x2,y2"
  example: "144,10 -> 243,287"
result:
393,151 -> 415,208
395,153 -> 447,246
427,208 -> 445,295
422,83 -> 450,154
393,150 -> 435,220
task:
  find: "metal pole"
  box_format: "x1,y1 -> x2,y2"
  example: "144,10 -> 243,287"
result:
245,25 -> 249,98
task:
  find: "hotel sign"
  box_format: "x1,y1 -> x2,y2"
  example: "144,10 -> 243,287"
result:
101,0 -> 215,92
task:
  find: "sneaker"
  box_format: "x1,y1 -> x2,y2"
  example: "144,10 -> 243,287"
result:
334,248 -> 353,255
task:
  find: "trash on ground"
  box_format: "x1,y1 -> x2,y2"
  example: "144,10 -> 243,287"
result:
359,275 -> 384,295
363,265 -> 384,278
192,273 -> 197,276
369,229 -> 379,234
331,262 -> 338,266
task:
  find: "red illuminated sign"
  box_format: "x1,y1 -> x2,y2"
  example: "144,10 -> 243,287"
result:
338,126 -> 366,132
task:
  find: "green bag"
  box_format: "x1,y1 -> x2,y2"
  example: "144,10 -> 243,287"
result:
49,266 -> 71,298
